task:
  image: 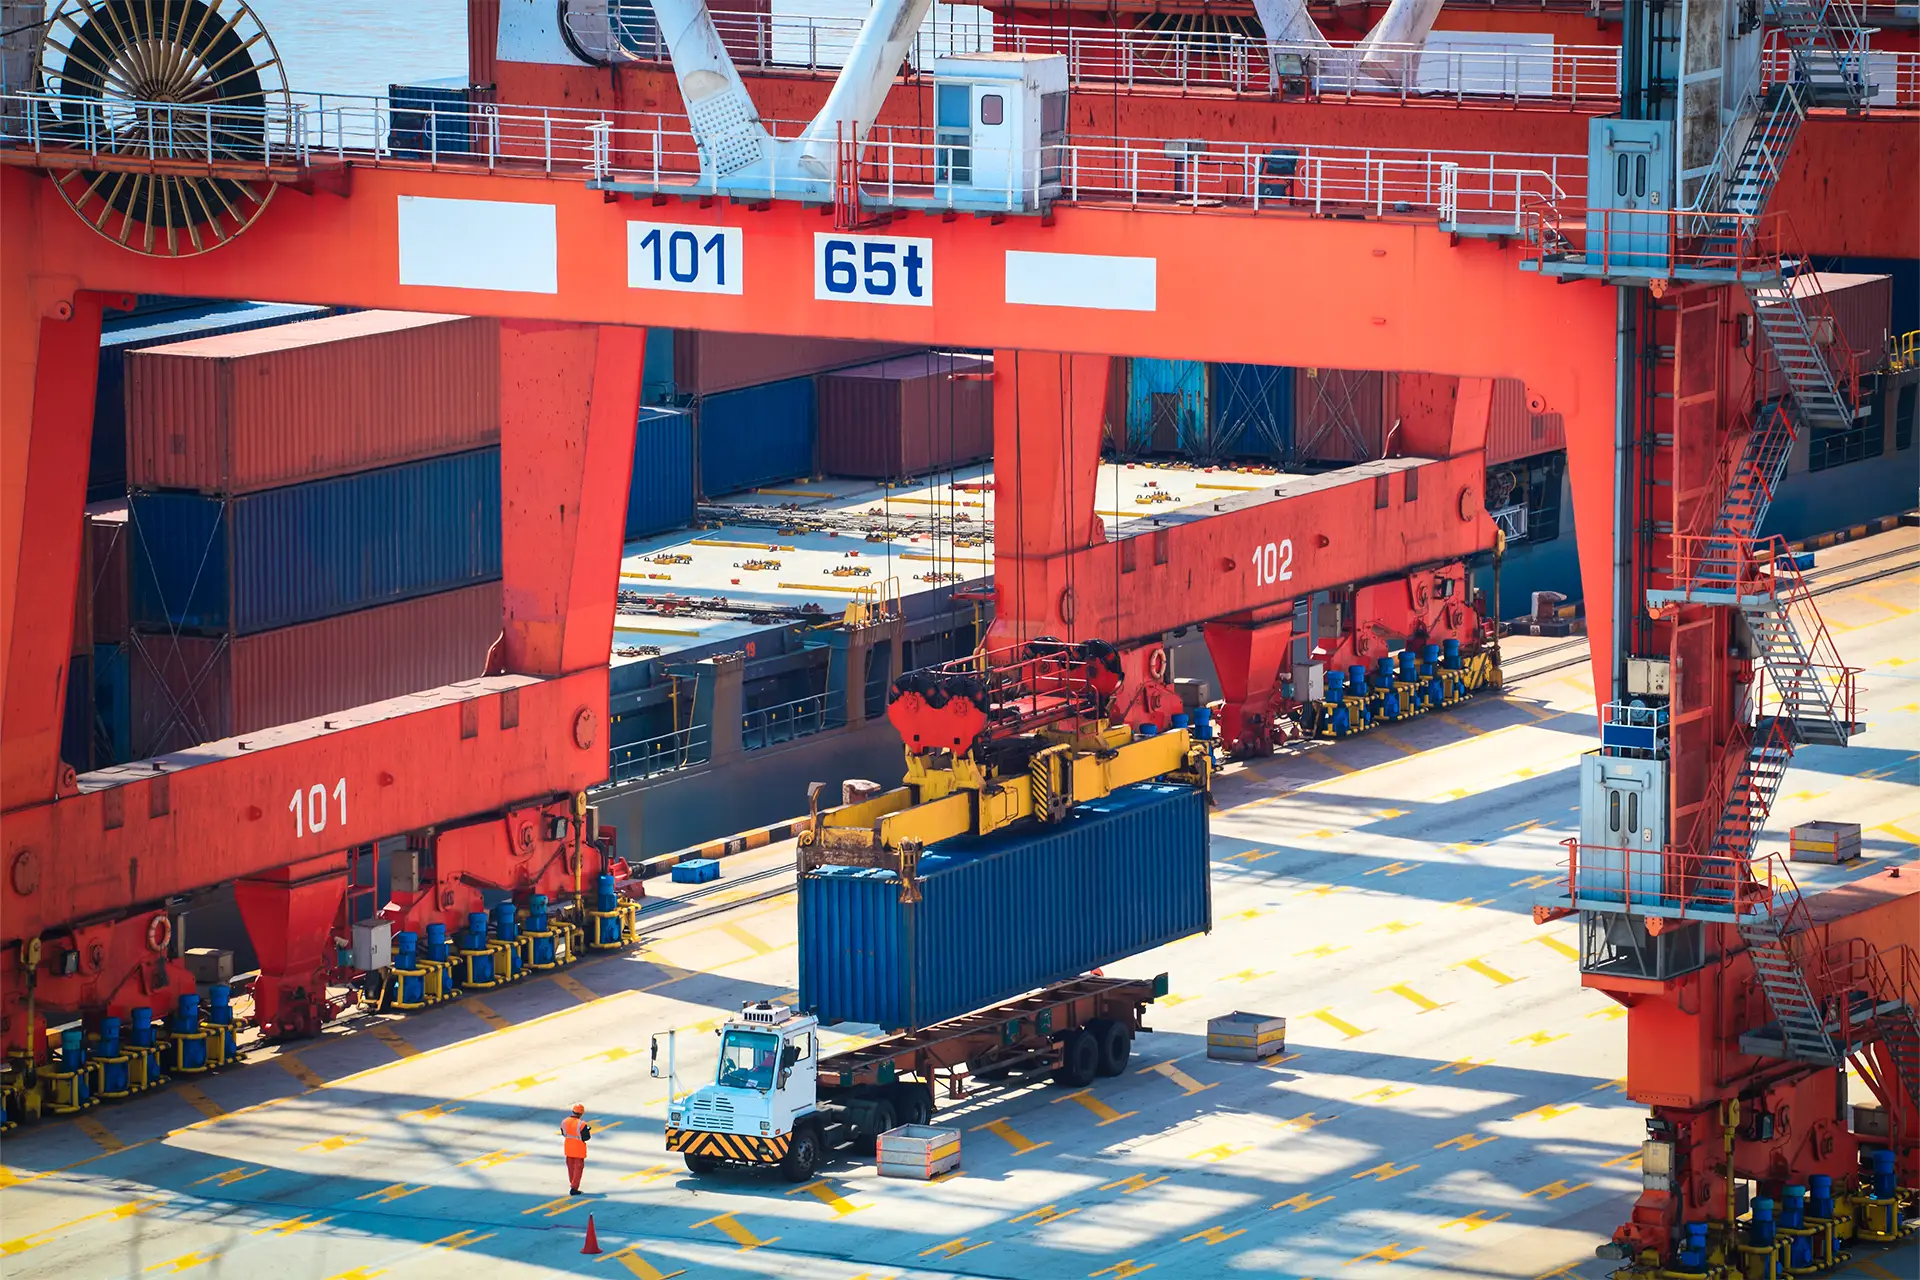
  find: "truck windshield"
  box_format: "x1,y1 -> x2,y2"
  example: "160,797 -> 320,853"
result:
716,1030 -> 779,1091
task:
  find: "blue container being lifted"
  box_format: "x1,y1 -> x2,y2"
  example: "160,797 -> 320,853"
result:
799,781 -> 1211,1031
697,377 -> 817,498
628,406 -> 696,540
388,78 -> 473,159
130,447 -> 502,635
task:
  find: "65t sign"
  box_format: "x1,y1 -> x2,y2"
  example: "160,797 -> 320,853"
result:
815,232 -> 933,306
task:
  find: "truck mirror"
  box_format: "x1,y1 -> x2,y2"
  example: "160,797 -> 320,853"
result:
781,1044 -> 800,1068
779,1068 -> 791,1089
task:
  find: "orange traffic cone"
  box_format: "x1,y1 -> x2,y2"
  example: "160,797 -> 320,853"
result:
581,1213 -> 601,1255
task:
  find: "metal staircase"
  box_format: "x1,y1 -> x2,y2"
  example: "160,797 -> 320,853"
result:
1769,0 -> 1874,109
1699,81 -> 1809,221
1750,263 -> 1859,431
1741,909 -> 1844,1064
1706,400 -> 1797,543
1706,717 -> 1796,868
1747,543 -> 1858,744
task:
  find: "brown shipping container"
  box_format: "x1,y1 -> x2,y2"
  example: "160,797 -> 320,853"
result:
1763,272 -> 1893,403
816,354 -> 995,479
129,581 -> 501,757
1294,368 -> 1395,463
87,501 -> 130,645
126,311 -> 500,495
674,330 -> 923,397
1485,377 -> 1568,464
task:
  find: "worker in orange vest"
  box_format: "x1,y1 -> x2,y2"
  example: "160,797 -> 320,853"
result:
560,1103 -> 592,1194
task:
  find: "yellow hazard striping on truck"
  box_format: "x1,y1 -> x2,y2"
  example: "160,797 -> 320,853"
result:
665,1127 -> 789,1163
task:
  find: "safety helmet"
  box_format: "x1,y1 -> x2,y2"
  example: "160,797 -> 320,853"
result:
571,1103 -> 586,1116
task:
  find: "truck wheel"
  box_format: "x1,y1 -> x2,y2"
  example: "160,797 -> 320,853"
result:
1052,1028 -> 1100,1088
780,1124 -> 823,1183
892,1082 -> 934,1127
853,1100 -> 896,1155
684,1152 -> 722,1175
1087,1018 -> 1131,1077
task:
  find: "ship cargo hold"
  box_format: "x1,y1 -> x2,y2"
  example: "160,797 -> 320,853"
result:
129,447 -> 503,635
127,581 -> 502,758
125,311 -> 500,495
799,782 -> 1210,1031
815,353 -> 994,480
697,376 -> 817,497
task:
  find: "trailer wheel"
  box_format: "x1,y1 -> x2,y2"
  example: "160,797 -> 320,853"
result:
892,1082 -> 934,1127
853,1100 -> 896,1155
780,1123 -> 823,1183
684,1152 -> 722,1175
1088,1018 -> 1131,1077
1052,1028 -> 1100,1087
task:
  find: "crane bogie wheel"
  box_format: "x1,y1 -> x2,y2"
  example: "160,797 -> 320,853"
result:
36,0 -> 291,256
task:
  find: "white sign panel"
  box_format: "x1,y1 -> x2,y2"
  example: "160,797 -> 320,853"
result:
814,232 -> 933,306
1005,250 -> 1156,312
627,221 -> 744,295
397,195 -> 558,294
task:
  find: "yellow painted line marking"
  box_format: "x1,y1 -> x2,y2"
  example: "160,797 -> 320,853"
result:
1143,1061 -> 1217,1096
1351,1161 -> 1419,1181
1780,789 -> 1829,802
1437,1133 -> 1498,1151
1304,1007 -> 1371,1039
1435,786 -> 1472,800
1457,958 -> 1523,986
1297,881 -> 1348,895
970,1118 -> 1050,1155
3,1198 -> 162,1255
367,1024 -> 419,1057
1433,1056 -> 1492,1075
399,1103 -> 464,1121
1092,1262 -> 1156,1278
718,922 -> 779,956
1603,1150 -> 1644,1168
1368,919 -> 1419,935
1058,1089 -> 1137,1126
1011,1204 -> 1081,1225
614,624 -> 702,637
1101,1173 -> 1168,1194
549,972 -> 598,1002
1182,1224 -> 1247,1246
1436,713 -> 1487,736
598,1245 -> 688,1278
1277,1111 -> 1334,1132
1370,734 -> 1418,757
1354,1085 -> 1412,1103
1364,861 -> 1419,876
921,1237 -> 990,1258
323,1268 -> 386,1280
299,1135 -> 365,1154
1378,983 -> 1445,1013
193,1166 -> 268,1188
1587,1005 -> 1627,1021
787,1180 -> 866,1216
1594,1077 -> 1629,1093
278,1056 -> 326,1089
1847,1261 -> 1902,1280
1509,873 -> 1558,889
458,1150 -> 522,1170
1513,1103 -> 1580,1122
1295,943 -> 1351,959
429,1230 -> 497,1250
254,1214 -> 334,1236
1273,1191 -> 1336,1212
750,487 -> 832,497
1349,1242 -> 1426,1265
0,1166 -> 22,1189
1226,849 -> 1278,864
1866,820 -> 1920,846
466,1000 -> 512,1032
1442,1210 -> 1511,1231
1447,896 -> 1495,909
693,1212 -> 781,1251
1188,1143 -> 1252,1162
691,538 -> 794,551
524,1194 -> 591,1217
1224,967 -> 1273,983
1313,756 -> 1358,776
1221,908 -> 1269,923
357,1184 -> 428,1203
1195,482 -> 1263,491
1506,818 -> 1543,832
1525,1180 -> 1591,1200
1511,1030 -> 1569,1047
1531,935 -> 1579,960
147,1252 -> 223,1273
503,1072 -> 558,1092
622,1163 -> 675,1184
74,1116 -> 125,1152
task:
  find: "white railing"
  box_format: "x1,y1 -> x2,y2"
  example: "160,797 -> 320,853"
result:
1761,35 -> 1920,106
568,10 -> 1623,105
0,89 -> 1583,223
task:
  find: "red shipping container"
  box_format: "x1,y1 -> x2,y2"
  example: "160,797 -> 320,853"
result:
1294,368 -> 1395,463
674,329 -> 923,397
1485,377 -> 1568,464
129,581 -> 501,757
126,311 -> 500,495
1762,272 -> 1893,403
86,500 -> 130,645
816,353 -> 994,479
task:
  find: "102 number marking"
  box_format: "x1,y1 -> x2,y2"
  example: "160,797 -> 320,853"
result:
1251,539 -> 1294,586
627,222 -> 743,295
289,779 -> 347,838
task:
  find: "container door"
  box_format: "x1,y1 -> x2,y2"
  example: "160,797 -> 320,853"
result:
970,83 -> 1017,205
1584,119 -> 1671,272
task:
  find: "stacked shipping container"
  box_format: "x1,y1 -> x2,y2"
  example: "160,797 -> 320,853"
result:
815,353 -> 994,480
121,312 -> 505,759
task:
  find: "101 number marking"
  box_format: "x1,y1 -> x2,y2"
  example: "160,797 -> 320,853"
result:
1251,539 -> 1294,586
626,221 -> 744,295
289,779 -> 347,838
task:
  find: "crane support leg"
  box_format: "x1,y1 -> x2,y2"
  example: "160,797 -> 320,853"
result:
1205,619 -> 1296,756
234,854 -> 350,1040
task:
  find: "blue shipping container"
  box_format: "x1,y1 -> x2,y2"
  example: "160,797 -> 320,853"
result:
93,301 -> 334,499
698,377 -> 816,498
63,650 -> 93,771
628,407 -> 695,540
1125,358 -> 1207,454
1209,362 -> 1294,460
388,77 -> 472,159
130,447 -> 502,635
641,328 -> 677,405
799,782 -> 1211,1031
93,642 -> 131,765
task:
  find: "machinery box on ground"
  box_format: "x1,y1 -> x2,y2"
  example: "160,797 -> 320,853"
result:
799,782 -> 1210,1032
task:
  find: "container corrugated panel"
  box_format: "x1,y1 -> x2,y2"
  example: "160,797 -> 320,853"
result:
1208,363 -> 1294,460
816,353 -> 993,480
674,330 -> 922,397
641,327 -> 678,404
130,447 -> 502,635
1126,358 -> 1208,453
1763,272 -> 1894,403
127,311 -> 500,495
629,407 -> 696,539
62,650 -> 93,770
800,782 -> 1211,1031
128,581 -> 502,757
388,78 -> 471,159
93,301 -> 332,499
93,642 -> 131,766
71,512 -> 92,658
1295,368 -> 1393,463
87,502 -> 130,644
698,378 -> 817,497
1484,378 -> 1568,464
